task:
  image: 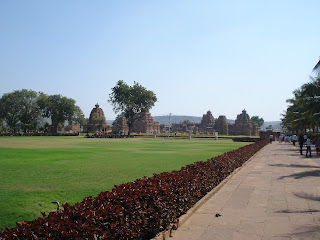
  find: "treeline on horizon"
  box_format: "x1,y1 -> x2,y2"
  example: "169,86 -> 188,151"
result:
0,90 -> 85,134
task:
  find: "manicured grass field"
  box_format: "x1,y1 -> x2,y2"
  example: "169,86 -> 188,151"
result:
0,136 -> 249,230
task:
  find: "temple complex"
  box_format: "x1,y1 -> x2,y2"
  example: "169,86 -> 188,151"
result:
112,116 -> 128,134
112,112 -> 160,134
83,104 -> 259,136
171,122 -> 197,134
57,123 -> 80,134
170,109 -> 259,136
131,112 -> 160,134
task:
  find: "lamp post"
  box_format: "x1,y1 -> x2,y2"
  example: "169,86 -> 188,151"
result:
168,113 -> 171,137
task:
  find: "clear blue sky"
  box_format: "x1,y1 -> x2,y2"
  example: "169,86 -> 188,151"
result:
1,1 -> 320,121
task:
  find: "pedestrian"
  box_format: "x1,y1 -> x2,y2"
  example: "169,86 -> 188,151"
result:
315,136 -> 320,156
269,134 -> 273,144
298,135 -> 304,155
292,134 -> 297,146
306,136 -> 312,157
284,136 -> 289,144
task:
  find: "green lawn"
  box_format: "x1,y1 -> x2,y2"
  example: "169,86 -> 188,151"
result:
0,136 -> 249,230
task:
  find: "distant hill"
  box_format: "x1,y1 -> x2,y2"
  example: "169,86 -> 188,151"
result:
106,120 -> 114,125
106,116 -> 204,125
261,121 -> 282,130
153,115 -> 201,124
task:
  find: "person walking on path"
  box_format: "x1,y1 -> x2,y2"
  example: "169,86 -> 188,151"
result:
298,135 -> 304,155
306,136 -> 312,157
292,134 -> 297,146
315,136 -> 320,156
269,134 -> 273,144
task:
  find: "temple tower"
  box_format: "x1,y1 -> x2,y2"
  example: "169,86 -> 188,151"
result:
84,103 -> 107,132
215,115 -> 229,135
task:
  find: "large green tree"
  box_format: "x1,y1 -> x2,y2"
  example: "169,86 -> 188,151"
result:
251,116 -> 264,127
109,80 -> 157,136
0,117 -> 5,132
71,106 -> 86,128
37,93 -> 81,133
0,89 -> 40,133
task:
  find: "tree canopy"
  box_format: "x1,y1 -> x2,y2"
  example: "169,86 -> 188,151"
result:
251,116 -> 264,127
109,80 -> 157,135
0,89 -> 40,133
37,93 -> 82,133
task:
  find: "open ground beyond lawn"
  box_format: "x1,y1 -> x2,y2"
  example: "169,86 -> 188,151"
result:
0,136 -> 249,230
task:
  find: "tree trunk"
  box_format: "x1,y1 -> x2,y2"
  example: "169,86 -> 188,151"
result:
52,124 -> 58,134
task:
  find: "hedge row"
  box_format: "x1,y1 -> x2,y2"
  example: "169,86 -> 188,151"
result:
232,137 -> 261,142
0,139 -> 269,240
0,133 -> 79,137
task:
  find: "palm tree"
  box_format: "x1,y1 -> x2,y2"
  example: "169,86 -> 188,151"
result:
282,60 -> 320,134
302,77 -> 320,132
312,58 -> 320,78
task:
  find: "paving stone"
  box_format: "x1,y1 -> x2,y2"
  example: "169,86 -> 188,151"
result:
170,229 -> 204,240
288,213 -> 316,227
233,231 -> 263,240
263,216 -> 291,236
224,196 -> 249,209
200,224 -> 238,240
311,212 -> 320,224
237,219 -> 265,236
179,213 -> 215,230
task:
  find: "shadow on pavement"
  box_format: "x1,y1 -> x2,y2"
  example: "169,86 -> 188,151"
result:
276,209 -> 320,213
293,192 -> 320,202
271,153 -> 317,157
278,170 -> 320,179
273,147 -> 299,152
269,164 -> 320,169
289,226 -> 320,239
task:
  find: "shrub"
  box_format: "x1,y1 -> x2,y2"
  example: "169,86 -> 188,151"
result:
232,137 -> 261,142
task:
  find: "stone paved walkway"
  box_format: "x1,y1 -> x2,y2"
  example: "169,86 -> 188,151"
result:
169,142 -> 320,240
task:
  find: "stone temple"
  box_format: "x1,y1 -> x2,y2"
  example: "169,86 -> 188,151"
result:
228,110 -> 259,136
215,115 -> 229,135
84,103 -> 108,132
112,112 -> 160,134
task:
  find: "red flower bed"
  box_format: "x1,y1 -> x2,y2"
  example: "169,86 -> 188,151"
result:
0,139 -> 268,239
